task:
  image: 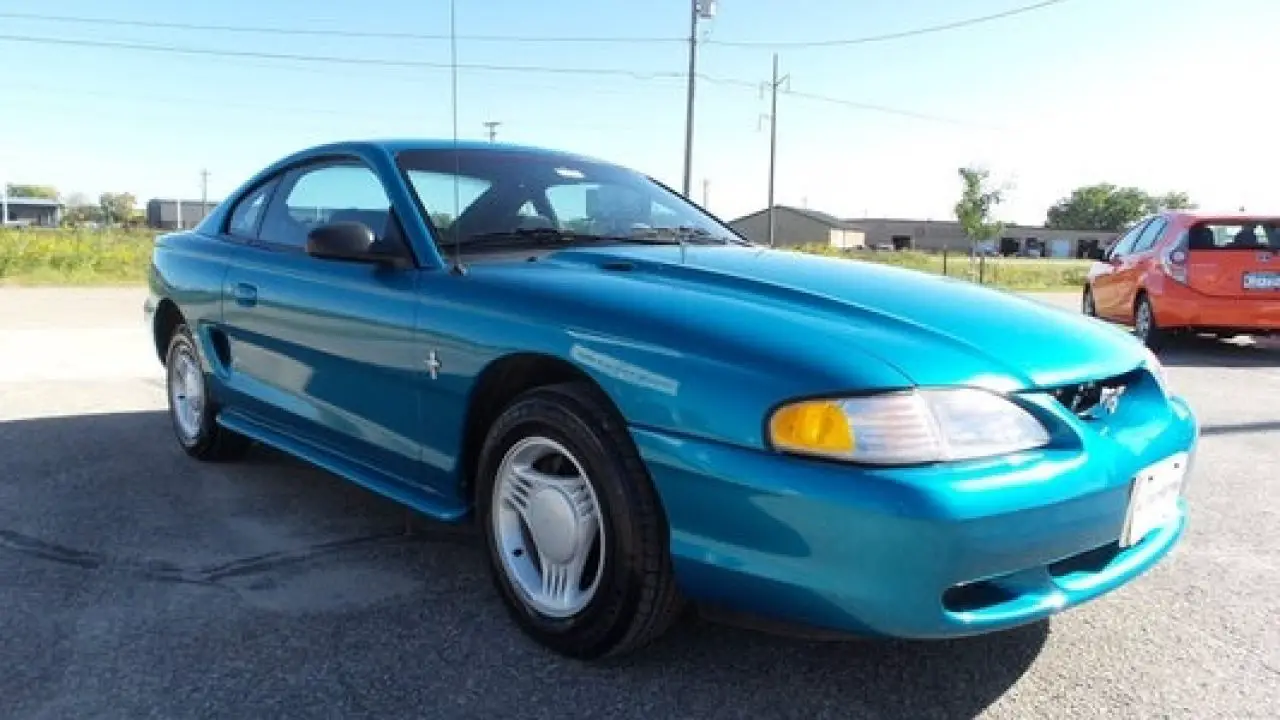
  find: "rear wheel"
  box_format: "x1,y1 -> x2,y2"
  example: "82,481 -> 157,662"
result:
1133,293 -> 1166,349
165,324 -> 251,461
476,381 -> 684,659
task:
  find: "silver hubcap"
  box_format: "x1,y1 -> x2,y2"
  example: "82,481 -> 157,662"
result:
1136,302 -> 1152,338
492,436 -> 604,618
169,346 -> 205,441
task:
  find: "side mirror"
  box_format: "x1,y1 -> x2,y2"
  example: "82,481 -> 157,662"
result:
305,221 -> 402,266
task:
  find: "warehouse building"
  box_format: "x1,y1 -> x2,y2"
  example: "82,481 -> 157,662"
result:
844,217 -> 1114,258
1,197 -> 64,227
728,206 -> 1113,258
726,206 -> 865,249
146,198 -> 220,230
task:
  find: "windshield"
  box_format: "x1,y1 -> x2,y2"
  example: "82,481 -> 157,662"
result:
396,148 -> 745,250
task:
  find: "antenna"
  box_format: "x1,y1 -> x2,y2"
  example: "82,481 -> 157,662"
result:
448,0 -> 465,275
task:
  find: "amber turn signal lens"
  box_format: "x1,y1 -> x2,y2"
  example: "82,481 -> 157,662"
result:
769,400 -> 855,454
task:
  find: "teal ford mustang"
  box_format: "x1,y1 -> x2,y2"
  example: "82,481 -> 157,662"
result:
145,139 -> 1198,659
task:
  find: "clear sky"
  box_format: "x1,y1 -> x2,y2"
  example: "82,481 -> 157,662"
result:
0,0 -> 1275,225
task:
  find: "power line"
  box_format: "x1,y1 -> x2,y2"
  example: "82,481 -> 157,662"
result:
0,33 -> 688,80
0,1 -> 1077,50
0,36 -> 986,128
782,89 -> 997,129
0,11 -> 683,44
704,0 -> 1073,48
691,75 -> 988,128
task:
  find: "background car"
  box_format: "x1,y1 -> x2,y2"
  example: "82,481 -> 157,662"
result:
1083,211 -> 1280,347
146,139 -> 1198,660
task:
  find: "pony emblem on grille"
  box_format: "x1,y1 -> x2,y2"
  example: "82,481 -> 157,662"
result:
1098,385 -> 1126,415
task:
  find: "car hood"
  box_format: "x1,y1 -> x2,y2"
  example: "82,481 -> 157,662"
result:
514,244 -> 1149,391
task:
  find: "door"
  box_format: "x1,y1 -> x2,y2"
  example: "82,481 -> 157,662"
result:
219,158 -> 426,481
1091,219 -> 1150,319
1110,216 -> 1169,320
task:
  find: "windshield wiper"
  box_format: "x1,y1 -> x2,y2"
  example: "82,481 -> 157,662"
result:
633,225 -> 727,244
460,227 -> 680,248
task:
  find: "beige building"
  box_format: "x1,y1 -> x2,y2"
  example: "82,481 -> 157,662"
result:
727,206 -> 865,249
728,205 -> 1114,258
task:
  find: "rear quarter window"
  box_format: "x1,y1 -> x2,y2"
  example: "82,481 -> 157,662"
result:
226,178 -> 280,240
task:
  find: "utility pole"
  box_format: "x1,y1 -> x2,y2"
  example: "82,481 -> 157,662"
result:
763,53 -> 789,248
176,197 -> 182,230
482,121 -> 501,142
681,0 -> 717,198
702,178 -> 710,208
200,168 -> 210,221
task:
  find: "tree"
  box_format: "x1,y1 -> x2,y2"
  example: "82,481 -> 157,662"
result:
1150,191 -> 1197,212
5,184 -> 58,199
1046,184 -> 1197,231
99,192 -> 137,225
954,166 -> 1005,249
62,192 -> 102,226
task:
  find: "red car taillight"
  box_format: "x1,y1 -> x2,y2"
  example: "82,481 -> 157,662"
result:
1161,232 -> 1189,284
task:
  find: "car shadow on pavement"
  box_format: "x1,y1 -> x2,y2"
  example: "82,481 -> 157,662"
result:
622,613 -> 1049,719
0,409 -> 1046,720
1156,334 -> 1280,368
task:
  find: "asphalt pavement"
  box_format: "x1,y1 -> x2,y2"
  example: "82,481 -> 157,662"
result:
1,287 -> 1277,719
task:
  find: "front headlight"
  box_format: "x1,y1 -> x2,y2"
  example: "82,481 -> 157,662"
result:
768,388 -> 1050,465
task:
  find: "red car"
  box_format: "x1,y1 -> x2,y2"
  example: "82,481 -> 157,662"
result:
1084,211 -> 1280,347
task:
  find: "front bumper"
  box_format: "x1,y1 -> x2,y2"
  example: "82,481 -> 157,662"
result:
633,391 -> 1198,639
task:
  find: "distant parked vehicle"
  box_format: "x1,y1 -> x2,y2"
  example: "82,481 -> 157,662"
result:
1084,212 -> 1280,347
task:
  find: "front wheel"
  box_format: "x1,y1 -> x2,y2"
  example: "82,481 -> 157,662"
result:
476,381 -> 684,659
165,324 -> 251,461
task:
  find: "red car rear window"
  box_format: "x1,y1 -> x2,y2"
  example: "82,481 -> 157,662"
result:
1188,221 -> 1280,250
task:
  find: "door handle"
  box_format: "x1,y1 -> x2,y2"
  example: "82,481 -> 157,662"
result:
232,282 -> 258,307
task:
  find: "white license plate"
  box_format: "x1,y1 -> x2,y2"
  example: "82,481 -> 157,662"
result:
1243,271 -> 1280,290
1120,452 -> 1188,548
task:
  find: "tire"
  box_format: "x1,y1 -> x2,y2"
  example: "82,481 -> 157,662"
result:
1133,293 -> 1166,349
476,381 -> 684,659
164,323 -> 251,462
1082,286 -> 1097,317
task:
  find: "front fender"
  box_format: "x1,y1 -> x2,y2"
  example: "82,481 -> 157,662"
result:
149,231 -> 244,369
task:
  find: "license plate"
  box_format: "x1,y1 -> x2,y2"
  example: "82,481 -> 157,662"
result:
1120,452 -> 1188,548
1243,271 -> 1280,290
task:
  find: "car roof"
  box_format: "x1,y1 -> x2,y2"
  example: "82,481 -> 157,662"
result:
294,138 -> 610,165
1166,210 -> 1280,222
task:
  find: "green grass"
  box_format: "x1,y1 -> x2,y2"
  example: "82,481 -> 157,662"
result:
791,244 -> 1092,291
0,228 -> 156,286
0,229 -> 1091,292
